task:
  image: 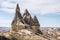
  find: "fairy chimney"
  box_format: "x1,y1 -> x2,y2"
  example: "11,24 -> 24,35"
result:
23,9 -> 33,26
11,4 -> 42,34
31,16 -> 42,34
33,16 -> 40,26
11,4 -> 25,31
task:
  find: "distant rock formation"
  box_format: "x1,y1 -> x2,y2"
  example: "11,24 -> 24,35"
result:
11,4 -> 42,35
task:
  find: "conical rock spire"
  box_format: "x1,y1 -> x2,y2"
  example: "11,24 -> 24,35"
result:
12,4 -> 23,24
16,4 -> 20,13
11,4 -> 25,31
23,9 -> 33,26
31,16 -> 43,34
15,4 -> 22,19
23,9 -> 30,16
33,16 -> 40,26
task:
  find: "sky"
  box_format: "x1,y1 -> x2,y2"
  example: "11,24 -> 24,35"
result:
0,0 -> 60,27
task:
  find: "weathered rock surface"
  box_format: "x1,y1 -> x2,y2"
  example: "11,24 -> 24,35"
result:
32,16 -> 40,26
11,29 -> 48,40
23,9 -> 33,26
11,4 -> 43,34
11,4 -> 25,31
31,16 -> 43,34
11,4 -> 44,40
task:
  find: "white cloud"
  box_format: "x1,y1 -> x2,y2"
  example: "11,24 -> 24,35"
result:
1,1 -> 16,9
0,8 -> 15,14
19,0 -> 60,15
0,0 -> 16,14
0,0 -> 60,27
0,0 -> 60,14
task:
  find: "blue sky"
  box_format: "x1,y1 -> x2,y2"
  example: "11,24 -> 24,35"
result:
0,0 -> 60,27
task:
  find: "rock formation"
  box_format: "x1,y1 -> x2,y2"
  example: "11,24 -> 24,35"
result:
33,16 -> 40,26
23,9 -> 33,26
31,16 -> 43,34
11,4 -> 25,31
11,4 -> 42,35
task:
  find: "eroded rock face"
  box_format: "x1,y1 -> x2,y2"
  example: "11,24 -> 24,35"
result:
11,4 -> 42,35
23,9 -> 33,26
11,29 -> 48,40
31,16 -> 43,34
11,4 -> 25,31
33,16 -> 40,26
31,16 -> 40,31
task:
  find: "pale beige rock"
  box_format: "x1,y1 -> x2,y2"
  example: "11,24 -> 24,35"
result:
31,26 -> 40,32
11,29 -> 48,40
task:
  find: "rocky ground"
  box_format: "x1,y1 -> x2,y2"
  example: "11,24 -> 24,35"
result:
0,28 -> 59,40
0,29 -> 48,40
